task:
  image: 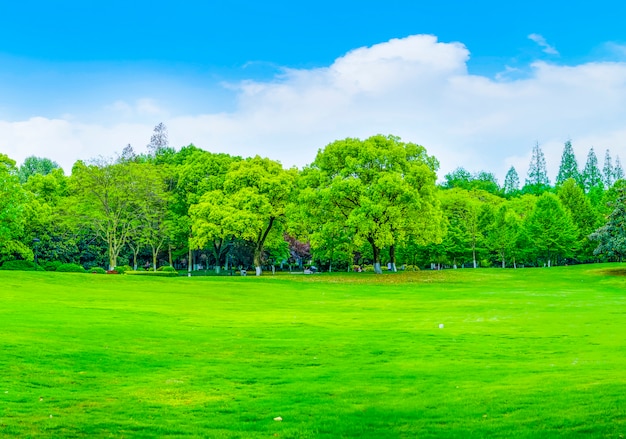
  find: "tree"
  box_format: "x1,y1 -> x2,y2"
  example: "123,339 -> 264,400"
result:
602,149 -> 615,189
557,178 -> 600,261
556,140 -> 580,186
590,186 -> 626,260
615,156 -> 625,181
525,193 -> 577,267
191,156 -> 295,276
488,204 -> 521,268
18,156 -> 60,184
0,154 -> 29,262
581,147 -> 603,192
70,159 -> 147,270
302,135 -> 443,274
147,122 -> 169,155
525,142 -> 550,188
443,167 -> 472,190
503,166 -> 520,195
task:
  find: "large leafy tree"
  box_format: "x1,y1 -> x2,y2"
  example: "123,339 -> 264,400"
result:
191,156 -> 295,276
302,135 -> 443,274
488,204 -> 521,268
525,193 -> 577,267
0,154 -> 29,263
556,140 -> 580,186
70,159 -> 152,270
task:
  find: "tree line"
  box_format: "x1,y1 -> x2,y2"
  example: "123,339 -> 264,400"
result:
1,127 -> 625,275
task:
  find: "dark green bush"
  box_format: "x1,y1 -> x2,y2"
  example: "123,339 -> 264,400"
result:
157,265 -> 177,272
89,267 -> 107,274
56,263 -> 86,273
125,271 -> 178,277
0,260 -> 39,271
41,261 -> 62,272
114,265 -> 132,274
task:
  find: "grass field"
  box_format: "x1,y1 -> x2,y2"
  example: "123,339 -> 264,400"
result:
1,265 -> 626,438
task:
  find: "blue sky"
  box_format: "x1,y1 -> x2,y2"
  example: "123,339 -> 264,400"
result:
2,0 -> 626,180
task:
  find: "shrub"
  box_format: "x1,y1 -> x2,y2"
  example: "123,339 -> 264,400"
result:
403,264 -> 420,272
41,261 -> 62,272
157,265 -> 177,272
0,260 -> 39,271
114,265 -> 132,274
56,263 -> 86,273
89,267 -> 107,274
125,271 -> 179,277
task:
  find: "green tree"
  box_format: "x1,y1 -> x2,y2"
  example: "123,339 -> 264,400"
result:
0,154 -> 29,263
557,178 -> 601,261
503,166 -> 520,195
488,204 -> 521,268
582,147 -> 603,192
303,135 -> 443,274
191,156 -> 295,276
556,140 -> 580,186
590,186 -> 626,260
18,156 -> 60,184
147,122 -> 169,155
603,149 -> 615,188
615,156 -> 625,181
525,142 -> 550,189
70,159 -> 148,270
525,193 -> 577,267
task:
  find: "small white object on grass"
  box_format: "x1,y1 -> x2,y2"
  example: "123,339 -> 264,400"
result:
439,324 -> 444,329
274,416 -> 283,421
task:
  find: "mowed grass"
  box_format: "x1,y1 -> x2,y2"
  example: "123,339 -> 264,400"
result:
1,266 -> 626,438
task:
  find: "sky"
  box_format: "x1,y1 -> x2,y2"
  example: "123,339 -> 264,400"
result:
2,0 -> 626,182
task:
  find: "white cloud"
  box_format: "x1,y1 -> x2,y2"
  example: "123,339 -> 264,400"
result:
3,34 -> 626,185
528,33 -> 559,56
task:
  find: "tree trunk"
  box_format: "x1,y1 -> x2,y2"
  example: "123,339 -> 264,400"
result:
188,246 -> 192,277
254,247 -> 263,276
389,245 -> 397,272
472,246 -> 477,268
368,238 -> 383,274
168,244 -> 173,267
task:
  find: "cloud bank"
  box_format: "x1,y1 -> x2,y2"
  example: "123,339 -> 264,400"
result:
2,34 -> 626,183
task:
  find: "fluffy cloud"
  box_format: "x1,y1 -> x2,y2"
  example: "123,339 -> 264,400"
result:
2,34 -> 626,184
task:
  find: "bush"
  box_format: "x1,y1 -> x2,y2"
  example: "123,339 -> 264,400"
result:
114,265 -> 133,274
0,260 -> 39,271
41,261 -> 62,272
89,267 -> 107,274
125,270 -> 179,277
157,265 -> 177,272
56,263 -> 86,273
403,264 -> 420,272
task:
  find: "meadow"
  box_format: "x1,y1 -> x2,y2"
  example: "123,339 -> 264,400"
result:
1,265 -> 626,438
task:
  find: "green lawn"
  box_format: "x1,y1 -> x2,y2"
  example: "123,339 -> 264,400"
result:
1,265 -> 626,438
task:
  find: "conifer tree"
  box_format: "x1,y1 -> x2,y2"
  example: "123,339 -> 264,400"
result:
602,149 -> 615,188
615,156 -> 624,181
556,140 -> 580,186
581,147 -> 603,191
525,142 -> 550,189
503,166 -> 520,194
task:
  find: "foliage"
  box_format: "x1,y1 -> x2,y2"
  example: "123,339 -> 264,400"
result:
0,259 -> 39,271
602,149 -> 615,188
525,142 -> 550,188
124,270 -> 179,277
41,260 -> 62,271
89,267 -> 107,274
555,140 -> 580,186
590,187 -> 626,260
582,147 -> 603,192
114,265 -> 133,274
503,166 -> 520,195
157,265 -> 177,272
56,263 -> 86,273
18,156 -> 60,184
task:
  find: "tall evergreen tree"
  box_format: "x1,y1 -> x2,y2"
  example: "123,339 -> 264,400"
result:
615,156 -> 624,181
147,123 -> 169,155
556,140 -> 580,186
581,147 -> 603,191
602,149 -> 615,188
503,166 -> 520,194
525,142 -> 550,187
